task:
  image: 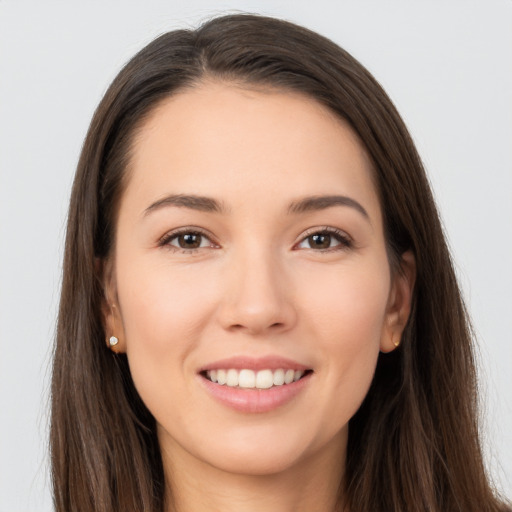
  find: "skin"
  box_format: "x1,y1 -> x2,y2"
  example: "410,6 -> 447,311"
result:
103,81 -> 415,512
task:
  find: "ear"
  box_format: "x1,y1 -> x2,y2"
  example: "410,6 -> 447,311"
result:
380,250 -> 416,353
96,257 -> 126,353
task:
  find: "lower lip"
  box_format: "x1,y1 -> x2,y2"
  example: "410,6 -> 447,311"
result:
199,372 -> 312,413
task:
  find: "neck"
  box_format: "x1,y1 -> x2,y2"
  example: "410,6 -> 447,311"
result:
161,431 -> 347,512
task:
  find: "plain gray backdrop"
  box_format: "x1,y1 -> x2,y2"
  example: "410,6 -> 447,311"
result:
1,1 -> 511,510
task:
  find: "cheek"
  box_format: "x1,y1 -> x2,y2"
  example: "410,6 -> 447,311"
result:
114,257 -> 220,401
296,258 -> 389,428
300,257 -> 390,345
117,258 -> 217,345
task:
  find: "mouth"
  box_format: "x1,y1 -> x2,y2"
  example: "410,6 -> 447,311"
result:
201,368 -> 313,390
197,356 -> 313,412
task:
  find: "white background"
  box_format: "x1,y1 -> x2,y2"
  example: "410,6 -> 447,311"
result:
1,1 -> 511,510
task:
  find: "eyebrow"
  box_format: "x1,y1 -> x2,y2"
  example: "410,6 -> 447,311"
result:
143,193 -> 369,221
287,195 -> 370,220
144,194 -> 229,216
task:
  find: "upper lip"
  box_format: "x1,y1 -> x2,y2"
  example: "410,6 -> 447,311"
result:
198,355 -> 311,373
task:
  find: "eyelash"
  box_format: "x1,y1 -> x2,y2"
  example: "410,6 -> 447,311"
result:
297,226 -> 353,252
158,226 -> 353,254
158,228 -> 216,254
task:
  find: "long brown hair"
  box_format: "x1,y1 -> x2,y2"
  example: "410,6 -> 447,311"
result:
51,13 -> 509,512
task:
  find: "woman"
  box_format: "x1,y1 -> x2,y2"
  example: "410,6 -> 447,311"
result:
50,13 -> 510,512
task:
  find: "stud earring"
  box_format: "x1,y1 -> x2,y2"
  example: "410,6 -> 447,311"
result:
393,338 -> 401,348
109,336 -> 119,347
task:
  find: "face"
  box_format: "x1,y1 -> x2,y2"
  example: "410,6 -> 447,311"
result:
105,82 -> 414,478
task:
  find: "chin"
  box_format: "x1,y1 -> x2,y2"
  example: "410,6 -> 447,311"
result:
204,443 -> 309,476
188,422 -> 346,478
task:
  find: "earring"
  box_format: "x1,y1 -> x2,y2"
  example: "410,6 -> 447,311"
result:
393,338 -> 401,348
108,303 -> 119,348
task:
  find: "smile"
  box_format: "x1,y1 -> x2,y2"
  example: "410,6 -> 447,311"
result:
205,368 -> 307,389
198,358 -> 313,413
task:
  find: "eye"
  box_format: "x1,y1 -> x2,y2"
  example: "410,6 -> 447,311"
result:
159,229 -> 216,252
296,228 -> 352,251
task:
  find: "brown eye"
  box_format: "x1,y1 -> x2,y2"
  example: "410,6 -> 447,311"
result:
177,233 -> 202,249
163,230 -> 214,251
296,229 -> 352,251
308,234 -> 332,249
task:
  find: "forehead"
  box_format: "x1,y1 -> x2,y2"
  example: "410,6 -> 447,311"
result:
123,81 -> 381,221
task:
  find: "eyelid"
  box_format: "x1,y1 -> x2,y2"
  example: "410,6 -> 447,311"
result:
294,226 -> 353,250
158,226 -> 218,250
298,225 -> 352,241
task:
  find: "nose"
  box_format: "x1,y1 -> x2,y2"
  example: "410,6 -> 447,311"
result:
217,248 -> 297,336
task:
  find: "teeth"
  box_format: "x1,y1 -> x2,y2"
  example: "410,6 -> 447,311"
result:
255,369 -> 273,389
273,369 -> 285,386
217,369 -> 227,385
239,369 -> 256,388
226,369 -> 238,387
205,368 -> 307,389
